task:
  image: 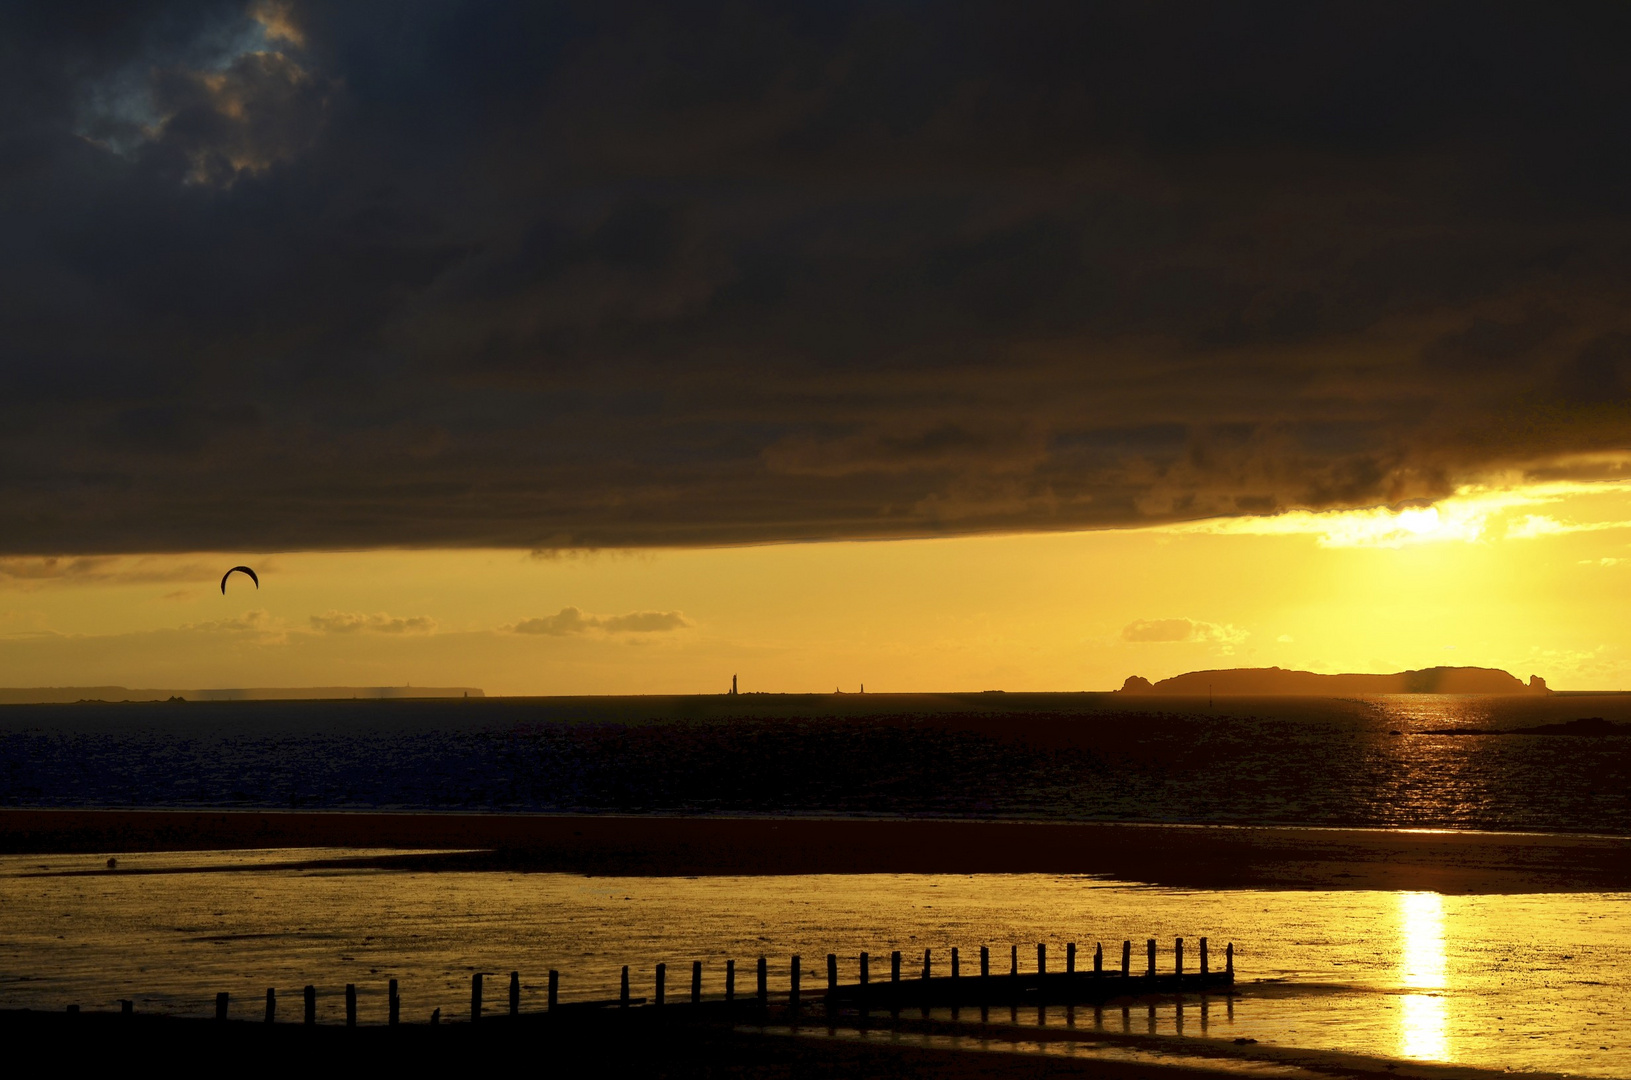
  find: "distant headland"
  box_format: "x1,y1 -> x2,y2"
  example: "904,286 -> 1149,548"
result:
1118,666 -> 1549,696
0,686 -> 485,705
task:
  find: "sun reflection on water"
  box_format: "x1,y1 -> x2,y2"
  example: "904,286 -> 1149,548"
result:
1397,891 -> 1448,1061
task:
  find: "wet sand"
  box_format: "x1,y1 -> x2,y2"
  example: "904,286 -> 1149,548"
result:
2,810 -> 1627,892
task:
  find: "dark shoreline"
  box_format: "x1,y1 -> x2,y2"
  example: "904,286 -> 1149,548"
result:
3,810 -> 1628,893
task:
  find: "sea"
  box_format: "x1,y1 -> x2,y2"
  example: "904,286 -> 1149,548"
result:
0,692 -> 1625,831
1,692 -> 1627,1076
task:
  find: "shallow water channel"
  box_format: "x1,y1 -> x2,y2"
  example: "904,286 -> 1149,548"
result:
0,850 -> 1624,1077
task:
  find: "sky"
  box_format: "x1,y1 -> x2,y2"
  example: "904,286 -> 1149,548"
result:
7,480 -> 1631,693
5,2 -> 1631,692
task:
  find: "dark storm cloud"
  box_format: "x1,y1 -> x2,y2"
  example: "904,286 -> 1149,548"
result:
6,1 -> 1631,553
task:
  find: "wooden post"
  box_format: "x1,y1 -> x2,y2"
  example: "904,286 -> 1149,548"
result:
304,985 -> 316,1025
548,970 -> 559,1012
216,992 -> 229,1022
827,954 -> 838,996
510,971 -> 520,1016
121,999 -> 133,1018
1037,943 -> 1046,975
655,962 -> 666,1007
1094,942 -> 1103,976
67,1004 -> 79,1016
471,973 -> 482,1022
1120,941 -> 1130,978
951,946 -> 960,980
345,984 -> 357,1027
621,965 -> 630,1008
693,960 -> 703,1004
725,959 -> 735,1005
1010,944 -> 1018,977
1175,938 -> 1184,977
1067,943 -> 1076,975
265,988 -> 275,1024
389,979 -> 400,1026
1199,937 -> 1209,976
980,945 -> 989,978
1146,938 -> 1156,978
860,951 -> 870,986
891,950 -> 901,984
790,955 -> 800,1010
922,948 -> 931,980
1226,943 -> 1234,979
757,956 -> 767,1005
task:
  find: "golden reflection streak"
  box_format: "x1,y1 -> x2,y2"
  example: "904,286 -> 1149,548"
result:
1397,891 -> 1448,1061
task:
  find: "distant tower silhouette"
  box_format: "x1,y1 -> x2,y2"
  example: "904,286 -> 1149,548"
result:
731,674 -> 737,696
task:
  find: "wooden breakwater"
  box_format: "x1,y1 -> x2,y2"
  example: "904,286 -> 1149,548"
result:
96,937 -> 1232,1025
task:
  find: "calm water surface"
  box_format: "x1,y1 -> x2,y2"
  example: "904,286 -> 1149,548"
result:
0,851 -> 1624,1077
1,693 -> 1628,831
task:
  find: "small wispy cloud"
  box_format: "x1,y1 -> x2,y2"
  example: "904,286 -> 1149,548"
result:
179,609 -> 281,634
173,610 -> 291,642
505,606 -> 691,636
1505,514 -> 1631,540
309,611 -> 437,635
0,556 -> 214,587
1121,618 -> 1246,645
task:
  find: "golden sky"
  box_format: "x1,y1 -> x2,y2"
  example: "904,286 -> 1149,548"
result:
4,479 -> 1630,694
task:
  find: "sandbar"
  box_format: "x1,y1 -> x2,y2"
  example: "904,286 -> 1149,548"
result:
2,810 -> 1627,892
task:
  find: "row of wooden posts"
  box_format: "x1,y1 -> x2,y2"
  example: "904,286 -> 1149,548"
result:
602,937 -> 1233,1013
185,937 -> 1231,1025
158,980 -> 409,1026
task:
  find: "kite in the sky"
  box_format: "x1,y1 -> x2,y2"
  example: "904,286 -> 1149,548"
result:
220,566 -> 259,594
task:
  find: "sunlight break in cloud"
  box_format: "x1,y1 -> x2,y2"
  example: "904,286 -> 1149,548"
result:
1170,480 -> 1631,548
249,0 -> 305,46
505,607 -> 692,636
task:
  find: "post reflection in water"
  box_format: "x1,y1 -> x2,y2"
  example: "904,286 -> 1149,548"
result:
1397,891 -> 1448,1062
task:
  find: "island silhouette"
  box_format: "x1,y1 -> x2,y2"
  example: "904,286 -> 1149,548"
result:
1119,666 -> 1550,695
